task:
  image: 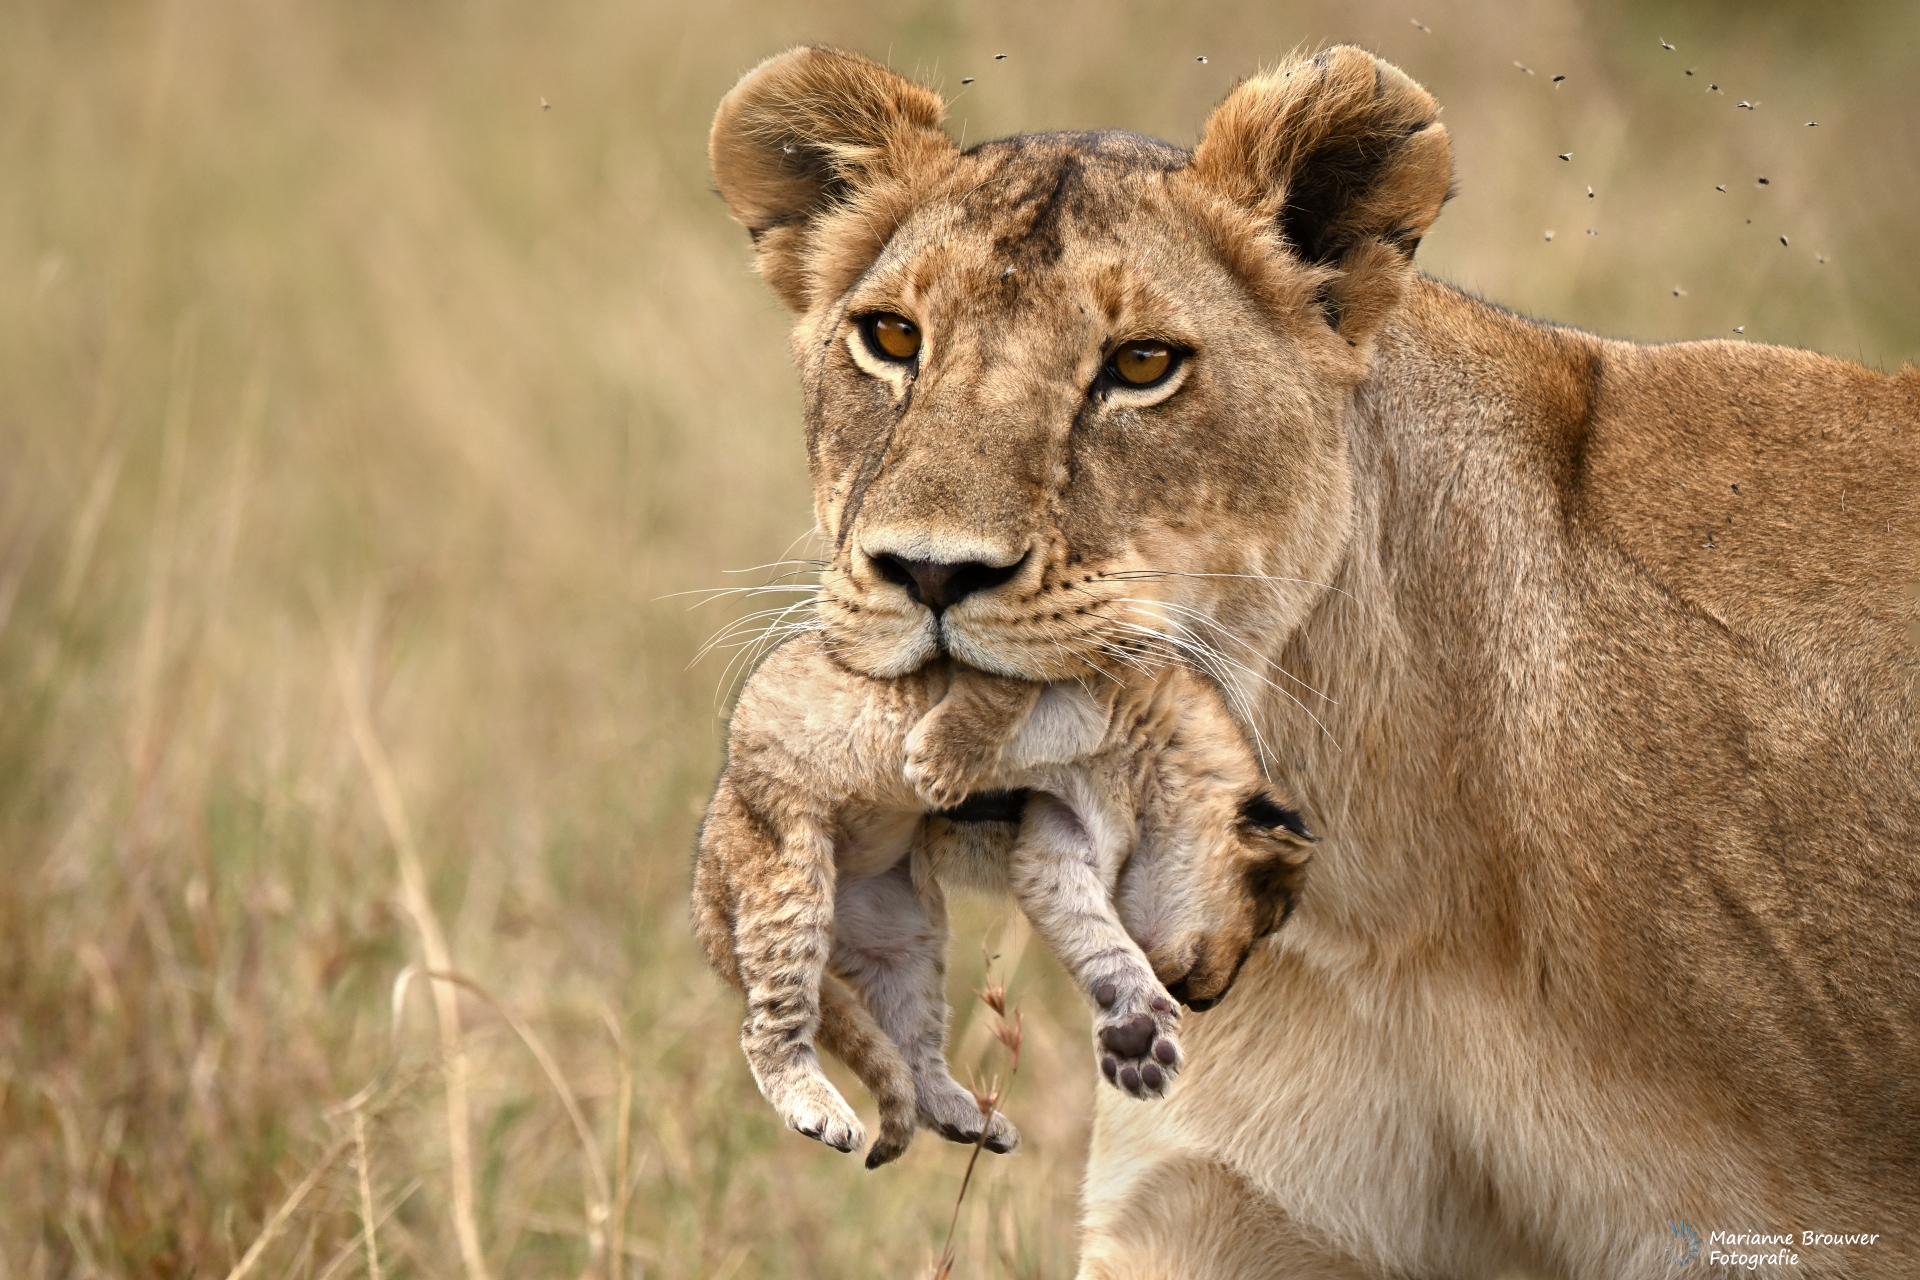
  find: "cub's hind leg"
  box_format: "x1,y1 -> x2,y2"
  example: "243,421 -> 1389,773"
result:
708,794 -> 865,1154
815,971 -> 920,1168
831,860 -> 1020,1154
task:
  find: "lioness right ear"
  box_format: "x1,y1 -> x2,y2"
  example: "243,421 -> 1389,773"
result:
710,47 -> 952,312
1190,47 -> 1452,339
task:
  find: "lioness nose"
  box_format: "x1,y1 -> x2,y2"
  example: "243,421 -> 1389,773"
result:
870,553 -> 1021,614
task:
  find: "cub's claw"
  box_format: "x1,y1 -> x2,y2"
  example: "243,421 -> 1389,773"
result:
917,1073 -> 1022,1153
902,737 -> 990,811
932,1111 -> 1021,1153
863,1098 -> 921,1169
902,710 -> 1004,811
770,1076 -> 866,1153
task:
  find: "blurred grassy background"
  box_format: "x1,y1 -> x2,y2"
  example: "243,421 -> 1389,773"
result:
0,0 -> 1914,1276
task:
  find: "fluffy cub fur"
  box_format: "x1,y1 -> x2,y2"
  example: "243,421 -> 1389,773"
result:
692,636 -> 1311,1167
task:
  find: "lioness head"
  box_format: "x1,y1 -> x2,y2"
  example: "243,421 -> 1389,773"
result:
710,44 -> 1451,682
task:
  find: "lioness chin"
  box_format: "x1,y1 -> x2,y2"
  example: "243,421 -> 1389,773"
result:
707,42 -> 1919,1280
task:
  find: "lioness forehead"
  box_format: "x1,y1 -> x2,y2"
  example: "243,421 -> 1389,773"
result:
846,130 -> 1225,350
956,128 -> 1190,226
971,132 -> 1190,265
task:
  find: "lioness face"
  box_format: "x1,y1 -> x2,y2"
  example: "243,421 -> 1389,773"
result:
796,133 -> 1360,684
712,47 -> 1452,684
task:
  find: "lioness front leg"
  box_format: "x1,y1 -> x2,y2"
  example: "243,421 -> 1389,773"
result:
831,862 -> 1020,1157
903,665 -> 1042,810
1012,795 -> 1182,1099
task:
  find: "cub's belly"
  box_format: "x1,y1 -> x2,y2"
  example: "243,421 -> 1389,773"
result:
835,807 -> 922,881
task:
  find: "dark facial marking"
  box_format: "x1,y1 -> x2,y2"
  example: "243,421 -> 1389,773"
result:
831,378 -> 910,551
1240,794 -> 1312,838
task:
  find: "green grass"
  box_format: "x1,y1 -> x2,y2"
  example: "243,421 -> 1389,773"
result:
0,1 -> 1913,1275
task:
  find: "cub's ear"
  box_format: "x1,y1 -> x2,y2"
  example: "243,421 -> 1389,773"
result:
710,47 -> 952,312
1190,46 -> 1452,337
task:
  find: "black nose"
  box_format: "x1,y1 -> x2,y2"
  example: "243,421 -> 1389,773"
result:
870,554 -> 1021,614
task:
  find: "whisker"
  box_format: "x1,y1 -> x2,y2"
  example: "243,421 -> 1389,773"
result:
1099,568 -> 1356,604
712,608 -> 821,713
664,584 -> 822,610
1107,622 -> 1287,770
719,558 -> 828,576
692,599 -> 822,667
1113,596 -> 1336,706
1105,613 -> 1334,753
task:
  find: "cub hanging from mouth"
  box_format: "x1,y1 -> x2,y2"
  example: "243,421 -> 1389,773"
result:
692,633 -> 1313,1168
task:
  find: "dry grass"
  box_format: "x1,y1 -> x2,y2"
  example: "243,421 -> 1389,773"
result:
0,1 -> 1913,1276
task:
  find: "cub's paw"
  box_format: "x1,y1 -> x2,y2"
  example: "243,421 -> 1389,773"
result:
769,1075 -> 866,1154
1091,978 -> 1182,1100
863,1096 -> 921,1170
902,716 -> 999,812
917,1074 -> 1021,1154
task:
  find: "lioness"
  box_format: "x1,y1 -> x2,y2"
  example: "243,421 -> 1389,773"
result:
693,635 -> 1312,1167
708,43 -> 1919,1279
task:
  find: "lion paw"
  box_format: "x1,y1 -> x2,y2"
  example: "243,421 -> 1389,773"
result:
902,723 -> 997,812
766,1073 -> 866,1154
863,1093 -> 922,1169
917,1073 -> 1021,1154
1092,977 -> 1182,1100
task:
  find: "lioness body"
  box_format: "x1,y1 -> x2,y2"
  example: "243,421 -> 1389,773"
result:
708,43 -> 1919,1279
1085,280 -> 1920,1279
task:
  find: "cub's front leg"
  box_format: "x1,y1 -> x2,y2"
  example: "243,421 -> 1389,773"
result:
1011,794 -> 1183,1099
903,665 -> 1042,811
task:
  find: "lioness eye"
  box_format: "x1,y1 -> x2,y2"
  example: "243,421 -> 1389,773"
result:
1109,340 -> 1173,386
862,313 -> 921,362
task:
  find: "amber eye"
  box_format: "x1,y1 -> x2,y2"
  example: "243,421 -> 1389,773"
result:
863,313 -> 921,362
1109,340 -> 1174,386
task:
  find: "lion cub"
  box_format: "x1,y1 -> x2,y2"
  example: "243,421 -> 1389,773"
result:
692,633 -> 1313,1167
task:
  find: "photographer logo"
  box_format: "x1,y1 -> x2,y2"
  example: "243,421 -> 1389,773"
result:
1668,1220 -> 1701,1266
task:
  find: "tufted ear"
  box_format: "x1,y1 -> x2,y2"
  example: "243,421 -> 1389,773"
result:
1190,46 -> 1452,337
710,47 -> 953,312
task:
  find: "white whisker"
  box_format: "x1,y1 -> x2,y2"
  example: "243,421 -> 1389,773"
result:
1115,596 -> 1336,707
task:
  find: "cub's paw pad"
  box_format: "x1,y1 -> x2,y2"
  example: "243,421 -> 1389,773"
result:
1093,994 -> 1181,1100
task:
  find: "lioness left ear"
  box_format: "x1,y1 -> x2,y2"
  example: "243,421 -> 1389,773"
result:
710,47 -> 953,312
1190,46 -> 1453,338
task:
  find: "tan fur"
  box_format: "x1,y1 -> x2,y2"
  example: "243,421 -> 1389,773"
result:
711,42 -> 1920,1277
692,636 -> 1310,1167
